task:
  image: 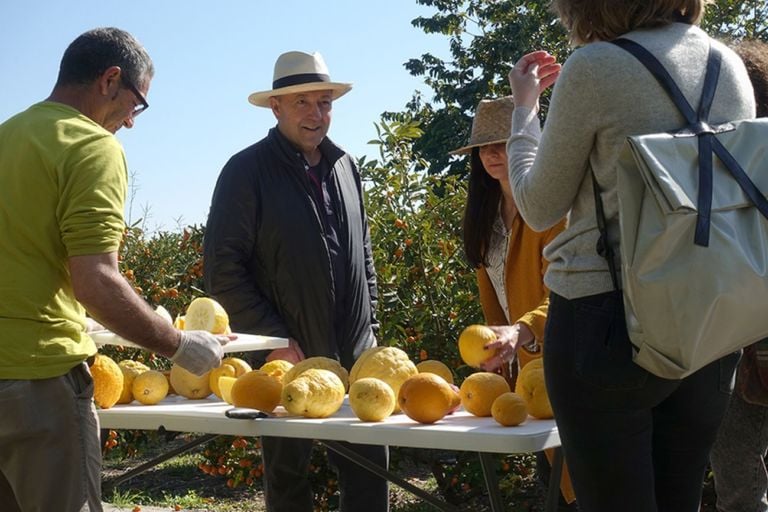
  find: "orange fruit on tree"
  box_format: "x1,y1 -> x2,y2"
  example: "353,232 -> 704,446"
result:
515,358 -> 553,419
458,325 -> 498,368
398,373 -> 455,424
491,392 -> 528,426
460,372 -> 510,417
231,370 -> 283,413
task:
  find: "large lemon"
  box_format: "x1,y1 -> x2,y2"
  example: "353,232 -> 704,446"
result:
90,354 -> 124,409
183,297 -> 229,334
416,359 -> 454,385
219,376 -> 238,405
349,346 -> 418,412
169,364 -> 211,399
458,325 -> 498,368
398,373 -> 454,424
230,370 -> 282,413
117,359 -> 149,404
491,392 -> 528,426
460,372 -> 510,417
282,368 -> 345,418
132,370 -> 170,405
349,378 -> 395,422
282,357 -> 349,390
515,358 -> 553,419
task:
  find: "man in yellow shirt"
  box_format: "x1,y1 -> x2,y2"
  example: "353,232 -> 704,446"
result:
0,28 -> 229,512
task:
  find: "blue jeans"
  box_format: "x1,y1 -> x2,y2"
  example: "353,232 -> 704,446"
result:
544,291 -> 739,512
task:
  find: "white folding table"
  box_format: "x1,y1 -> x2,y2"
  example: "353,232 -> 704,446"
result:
98,396 -> 563,512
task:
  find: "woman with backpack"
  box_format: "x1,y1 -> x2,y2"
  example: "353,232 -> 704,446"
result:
505,1 -> 752,510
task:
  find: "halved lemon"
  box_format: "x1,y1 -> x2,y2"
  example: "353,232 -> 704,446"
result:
184,297 -> 229,334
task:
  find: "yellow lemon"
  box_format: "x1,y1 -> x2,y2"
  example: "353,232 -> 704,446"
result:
458,325 -> 498,368
209,363 -> 237,400
222,356 -> 252,377
169,364 -> 211,399
183,297 -> 229,334
349,346 -> 418,412
460,372 -> 510,417
219,376 -> 238,405
491,392 -> 528,426
173,315 -> 185,330
416,359 -> 454,385
90,354 -> 123,409
132,370 -> 170,405
259,359 -> 294,384
398,373 -> 454,424
283,357 -> 349,391
117,359 -> 149,404
231,370 -> 283,413
349,378 -> 396,422
282,368 -> 345,418
515,358 -> 553,419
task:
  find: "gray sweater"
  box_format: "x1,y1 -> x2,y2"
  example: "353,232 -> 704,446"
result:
508,23 -> 755,299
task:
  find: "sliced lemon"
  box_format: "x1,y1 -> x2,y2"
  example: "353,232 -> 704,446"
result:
219,376 -> 238,404
184,297 -> 229,334
209,363 -> 237,399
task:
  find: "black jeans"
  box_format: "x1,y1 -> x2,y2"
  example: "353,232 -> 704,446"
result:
544,291 -> 739,512
261,436 -> 389,512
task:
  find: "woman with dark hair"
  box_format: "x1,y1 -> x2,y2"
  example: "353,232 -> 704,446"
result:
453,96 -> 572,505
505,0 -> 752,510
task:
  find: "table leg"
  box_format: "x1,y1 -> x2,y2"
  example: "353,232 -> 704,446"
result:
544,447 -> 564,512
102,433 -> 219,495
321,440 -> 460,512
478,452 -> 505,512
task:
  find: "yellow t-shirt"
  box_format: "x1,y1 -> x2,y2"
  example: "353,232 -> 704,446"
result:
0,101 -> 127,379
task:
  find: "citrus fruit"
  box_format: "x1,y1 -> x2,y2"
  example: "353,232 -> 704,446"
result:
90,354 -> 124,409
219,376 -> 238,404
282,368 -> 345,418
398,373 -> 454,424
349,378 -> 396,422
132,370 -> 170,405
173,315 -> 185,330
117,359 -> 149,404
515,358 -> 553,419
460,372 -> 510,417
169,364 -> 211,399
183,297 -> 229,334
154,305 -> 174,325
447,383 -> 462,414
222,357 -> 252,376
231,370 -> 282,413
283,357 -> 349,391
259,359 -> 294,384
416,359 -> 454,384
491,392 -> 528,426
458,325 -> 498,368
209,363 -> 237,400
349,346 -> 418,412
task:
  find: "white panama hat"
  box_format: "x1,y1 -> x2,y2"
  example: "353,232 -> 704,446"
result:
248,50 -> 353,108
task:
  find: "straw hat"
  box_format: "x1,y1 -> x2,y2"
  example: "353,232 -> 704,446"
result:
449,96 -> 515,155
248,51 -> 352,108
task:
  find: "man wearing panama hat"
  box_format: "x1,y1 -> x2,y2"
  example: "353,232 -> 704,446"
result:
204,51 -> 388,512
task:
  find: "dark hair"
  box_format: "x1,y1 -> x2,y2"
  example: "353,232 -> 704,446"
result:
55,27 -> 154,88
462,148 -> 502,268
551,0 -> 712,46
732,39 -> 768,117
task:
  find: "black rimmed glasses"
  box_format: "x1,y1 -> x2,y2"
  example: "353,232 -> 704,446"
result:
121,78 -> 149,117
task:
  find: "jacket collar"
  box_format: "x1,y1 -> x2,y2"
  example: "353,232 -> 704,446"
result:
268,126 -> 346,168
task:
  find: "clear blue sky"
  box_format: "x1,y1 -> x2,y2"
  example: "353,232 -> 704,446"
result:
0,1 -> 449,231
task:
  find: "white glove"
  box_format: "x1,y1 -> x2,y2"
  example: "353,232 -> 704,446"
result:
171,330 -> 229,376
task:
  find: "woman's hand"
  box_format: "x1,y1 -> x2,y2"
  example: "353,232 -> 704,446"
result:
266,337 -> 305,364
480,323 -> 535,372
508,50 -> 562,110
